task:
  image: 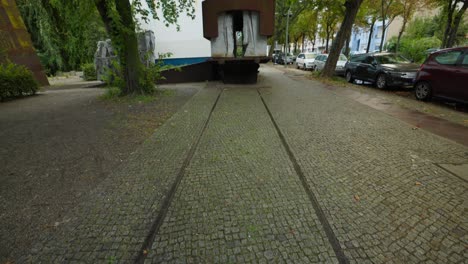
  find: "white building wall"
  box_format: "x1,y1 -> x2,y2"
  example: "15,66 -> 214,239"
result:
135,0 -> 211,60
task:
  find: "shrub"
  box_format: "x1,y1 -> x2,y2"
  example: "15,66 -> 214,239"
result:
82,63 -> 97,81
386,36 -> 441,63
102,52 -> 177,96
401,37 -> 442,63
0,62 -> 38,101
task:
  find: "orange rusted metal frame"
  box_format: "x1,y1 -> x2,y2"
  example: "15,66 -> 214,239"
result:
202,0 -> 275,40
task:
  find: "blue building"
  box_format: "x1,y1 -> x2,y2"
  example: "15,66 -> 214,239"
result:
349,21 -> 386,54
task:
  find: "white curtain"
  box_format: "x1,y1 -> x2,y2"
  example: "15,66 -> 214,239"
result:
211,13 -> 234,58
243,11 -> 267,57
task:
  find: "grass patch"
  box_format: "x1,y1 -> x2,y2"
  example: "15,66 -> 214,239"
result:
308,70 -> 349,87
100,87 -> 175,103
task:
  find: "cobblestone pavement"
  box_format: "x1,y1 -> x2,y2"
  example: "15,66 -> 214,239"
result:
258,65 -> 467,263
25,65 -> 467,263
146,87 -> 337,263
24,87 -> 221,263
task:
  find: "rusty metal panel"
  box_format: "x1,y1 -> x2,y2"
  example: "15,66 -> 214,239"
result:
202,0 -> 275,40
0,0 -> 49,86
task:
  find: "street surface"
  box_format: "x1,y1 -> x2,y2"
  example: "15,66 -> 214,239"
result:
11,65 -> 468,263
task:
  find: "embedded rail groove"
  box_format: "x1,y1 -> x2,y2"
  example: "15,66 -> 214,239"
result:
256,89 -> 349,264
135,88 -> 224,264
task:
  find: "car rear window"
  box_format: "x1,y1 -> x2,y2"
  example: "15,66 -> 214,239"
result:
460,54 -> 468,66
375,54 -> 410,64
350,55 -> 365,63
434,51 -> 462,65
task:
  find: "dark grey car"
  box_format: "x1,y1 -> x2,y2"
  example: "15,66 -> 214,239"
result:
344,53 -> 420,89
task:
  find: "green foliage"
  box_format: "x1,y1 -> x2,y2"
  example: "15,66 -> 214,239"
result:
0,47 -> 7,62
404,17 -> 443,40
387,36 -> 442,63
101,60 -> 125,94
102,53 -> 176,96
82,63 -> 97,81
100,87 -> 122,100
17,0 -> 108,74
0,62 -> 39,100
385,15 -> 458,63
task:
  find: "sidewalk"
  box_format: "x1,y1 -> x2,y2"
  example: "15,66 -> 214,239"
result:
25,65 -> 467,263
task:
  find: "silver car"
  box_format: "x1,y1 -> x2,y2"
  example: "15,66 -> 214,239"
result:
313,54 -> 348,75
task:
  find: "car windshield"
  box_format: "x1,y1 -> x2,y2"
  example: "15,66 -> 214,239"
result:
305,54 -> 317,59
339,55 -> 347,61
375,54 -> 411,64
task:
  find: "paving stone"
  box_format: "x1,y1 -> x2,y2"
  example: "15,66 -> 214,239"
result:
259,65 -> 468,263
145,87 -> 337,263
21,65 -> 468,263
24,86 -> 221,262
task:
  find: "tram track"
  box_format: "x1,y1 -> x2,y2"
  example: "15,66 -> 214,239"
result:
257,88 -> 349,264
135,88 -> 224,264
136,85 -> 349,263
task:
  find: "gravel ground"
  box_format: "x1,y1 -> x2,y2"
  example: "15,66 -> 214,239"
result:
0,83 -> 200,262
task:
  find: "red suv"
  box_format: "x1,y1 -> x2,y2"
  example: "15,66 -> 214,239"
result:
414,47 -> 468,103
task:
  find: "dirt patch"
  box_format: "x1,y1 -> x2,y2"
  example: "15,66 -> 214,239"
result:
0,84 -> 201,262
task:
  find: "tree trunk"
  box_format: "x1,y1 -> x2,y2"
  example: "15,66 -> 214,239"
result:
446,2 -> 468,48
442,1 -> 455,48
268,35 -> 276,57
396,19 -> 407,52
321,0 -> 364,77
379,0 -> 386,52
95,0 -> 142,95
344,29 -> 351,57
325,29 -> 330,53
302,33 -> 306,52
366,18 -> 376,53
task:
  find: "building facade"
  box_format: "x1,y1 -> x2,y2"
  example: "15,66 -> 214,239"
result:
136,0 -> 211,65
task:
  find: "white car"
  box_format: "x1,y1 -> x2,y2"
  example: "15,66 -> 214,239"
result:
312,54 -> 348,75
296,53 -> 318,70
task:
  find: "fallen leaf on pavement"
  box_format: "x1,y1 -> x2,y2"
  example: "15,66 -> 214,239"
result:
143,249 -> 148,255
354,195 -> 360,202
415,181 -> 422,186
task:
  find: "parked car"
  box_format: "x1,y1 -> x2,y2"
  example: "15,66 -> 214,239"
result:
312,54 -> 348,75
272,50 -> 282,64
335,54 -> 348,76
313,54 -> 328,71
414,47 -> 468,103
296,53 -> 318,70
277,53 -> 295,65
344,53 -> 420,89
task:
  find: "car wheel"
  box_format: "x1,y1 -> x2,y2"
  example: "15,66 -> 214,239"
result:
414,81 -> 432,101
303,64 -> 307,71
345,71 -> 354,83
296,63 -> 299,69
376,74 -> 387,89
